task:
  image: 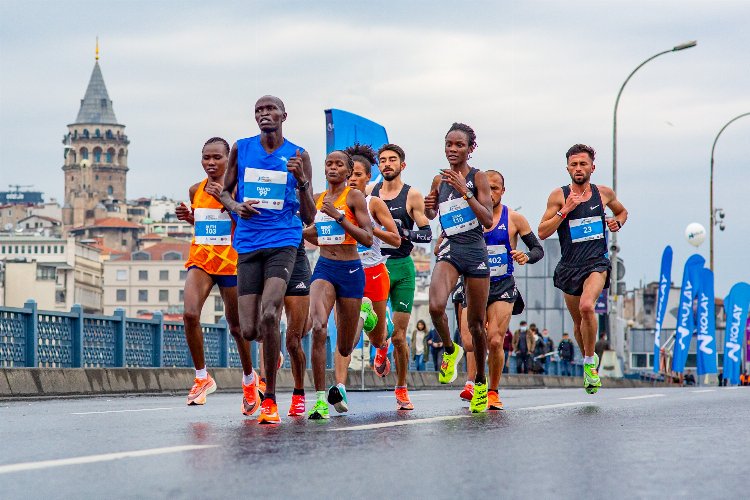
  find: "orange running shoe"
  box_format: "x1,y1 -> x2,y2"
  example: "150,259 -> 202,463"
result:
459,382 -> 474,402
288,393 -> 306,416
395,387 -> 414,410
242,371 -> 261,416
187,374 -> 217,406
373,341 -> 391,378
488,390 -> 504,410
258,398 -> 280,424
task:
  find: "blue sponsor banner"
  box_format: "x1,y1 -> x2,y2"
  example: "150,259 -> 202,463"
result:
595,290 -> 608,314
695,268 -> 717,375
653,246 -> 673,373
672,254 -> 705,373
722,282 -> 750,385
324,109 -> 388,186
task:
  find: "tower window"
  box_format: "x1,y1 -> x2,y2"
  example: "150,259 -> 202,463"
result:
106,129 -> 113,139
93,148 -> 102,163
80,148 -> 88,160
95,128 -> 101,138
83,129 -> 89,138
108,186 -> 113,196
106,151 -> 112,163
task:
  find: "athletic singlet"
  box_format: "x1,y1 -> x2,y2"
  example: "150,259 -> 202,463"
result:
556,184 -> 608,265
314,187 -> 358,246
234,135 -> 303,253
185,179 -> 237,275
357,195 -> 387,268
484,205 -> 513,282
437,167 -> 483,245
371,183 -> 413,258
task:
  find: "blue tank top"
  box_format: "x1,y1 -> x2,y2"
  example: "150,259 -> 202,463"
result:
484,205 -> 514,282
233,135 -> 303,253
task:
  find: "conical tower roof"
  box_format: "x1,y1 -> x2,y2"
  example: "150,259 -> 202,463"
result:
74,61 -> 119,124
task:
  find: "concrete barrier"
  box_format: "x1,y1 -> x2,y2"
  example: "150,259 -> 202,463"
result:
0,368 -> 661,399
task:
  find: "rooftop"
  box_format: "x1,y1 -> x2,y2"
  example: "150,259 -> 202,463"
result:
73,62 -> 119,125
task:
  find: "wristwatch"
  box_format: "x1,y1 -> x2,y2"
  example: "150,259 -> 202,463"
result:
462,190 -> 474,200
336,213 -> 345,224
298,180 -> 310,192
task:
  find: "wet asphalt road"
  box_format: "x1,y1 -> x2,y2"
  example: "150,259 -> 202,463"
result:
1,385 -> 747,499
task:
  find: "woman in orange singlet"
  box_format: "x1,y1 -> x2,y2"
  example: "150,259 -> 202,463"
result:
175,137 -> 256,414
303,150 -> 373,419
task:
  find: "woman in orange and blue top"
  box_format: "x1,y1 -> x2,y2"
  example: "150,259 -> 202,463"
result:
303,150 -> 373,420
175,137 -> 255,413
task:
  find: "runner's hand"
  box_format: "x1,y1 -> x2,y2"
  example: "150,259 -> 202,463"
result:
606,217 -> 621,232
510,249 -> 529,265
235,200 -> 260,219
562,192 -> 584,214
441,169 -> 469,197
320,199 -> 340,220
287,149 -> 306,183
204,181 -> 223,199
175,202 -> 193,223
424,188 -> 439,211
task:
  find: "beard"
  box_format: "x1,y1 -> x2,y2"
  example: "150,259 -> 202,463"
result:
382,170 -> 400,181
493,198 -> 501,208
571,174 -> 588,185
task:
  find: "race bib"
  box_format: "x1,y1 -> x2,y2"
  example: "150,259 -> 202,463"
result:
487,245 -> 508,277
194,208 -> 232,245
315,210 -> 345,245
439,198 -> 478,236
569,216 -> 604,243
357,242 -> 376,261
243,168 -> 286,210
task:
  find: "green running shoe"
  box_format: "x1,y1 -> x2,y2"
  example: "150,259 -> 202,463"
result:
308,399 -> 330,420
584,353 -> 601,394
470,382 -> 488,413
327,384 -> 349,413
360,298 -> 378,334
439,344 -> 464,384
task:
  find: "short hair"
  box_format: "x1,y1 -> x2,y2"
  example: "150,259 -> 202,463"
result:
566,144 -> 596,162
329,150 -> 354,173
203,137 -> 230,155
446,122 -> 477,149
345,143 -> 376,176
520,321 -> 527,325
485,169 -> 505,186
256,95 -> 286,112
377,143 -> 405,162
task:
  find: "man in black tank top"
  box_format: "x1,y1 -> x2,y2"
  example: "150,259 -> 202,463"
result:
368,143 -> 432,410
539,144 -> 627,395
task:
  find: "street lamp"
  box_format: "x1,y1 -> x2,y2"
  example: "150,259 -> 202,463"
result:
709,112 -> 750,271
610,41 -> 696,350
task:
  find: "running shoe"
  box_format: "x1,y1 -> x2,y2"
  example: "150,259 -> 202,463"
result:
373,341 -> 391,377
487,390 -> 504,410
470,382 -> 488,413
459,381 -> 474,402
439,344 -> 464,384
242,371 -> 261,416
258,377 -> 267,402
257,398 -> 280,425
395,387 -> 414,410
288,393 -> 306,417
360,297 -> 378,334
327,385 -> 349,413
308,399 -> 330,420
187,374 -> 216,405
584,353 -> 601,394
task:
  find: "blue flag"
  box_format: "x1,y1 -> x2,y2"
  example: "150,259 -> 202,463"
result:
653,246 -> 673,373
722,282 -> 750,385
695,268 -> 717,375
324,109 -> 389,186
672,254 -> 705,373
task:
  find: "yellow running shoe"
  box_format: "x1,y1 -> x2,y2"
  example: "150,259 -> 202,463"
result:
470,382 -> 488,413
439,344 -> 464,384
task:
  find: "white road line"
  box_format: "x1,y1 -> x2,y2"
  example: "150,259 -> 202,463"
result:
515,401 -> 593,410
692,389 -> 716,393
620,394 -> 665,400
72,407 -> 175,415
0,445 -> 218,475
330,415 -> 470,431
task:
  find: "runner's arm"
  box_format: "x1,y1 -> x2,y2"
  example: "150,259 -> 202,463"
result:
599,185 -> 628,232
175,183 -> 200,225
371,197 -> 402,247
471,170 -> 494,229
537,188 -> 565,240
219,143 -> 240,213
345,189 -> 374,247
296,150 -> 316,225
423,175 -> 442,220
302,223 -> 319,246
406,188 -> 433,242
510,211 -> 544,264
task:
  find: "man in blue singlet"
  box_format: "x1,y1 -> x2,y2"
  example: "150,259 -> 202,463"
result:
220,95 -> 314,424
538,144 -> 628,394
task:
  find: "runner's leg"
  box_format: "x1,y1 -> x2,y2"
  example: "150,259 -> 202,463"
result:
465,276 -> 490,384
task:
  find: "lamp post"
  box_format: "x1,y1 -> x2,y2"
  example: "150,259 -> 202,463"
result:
710,112 -> 750,271
610,40 -> 697,353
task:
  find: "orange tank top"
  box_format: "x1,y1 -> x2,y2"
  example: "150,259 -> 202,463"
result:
185,179 -> 237,275
314,187 -> 358,245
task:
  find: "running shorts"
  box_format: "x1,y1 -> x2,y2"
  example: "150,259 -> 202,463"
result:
553,258 -> 611,297
311,256 -> 365,299
364,262 -> 390,302
237,246 -> 297,297
385,256 -> 415,313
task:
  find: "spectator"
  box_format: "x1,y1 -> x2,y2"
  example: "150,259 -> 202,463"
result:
541,329 -> 554,375
595,333 -> 610,369
684,370 -> 696,386
557,332 -> 575,376
427,327 -> 444,372
532,329 -> 547,374
411,320 -> 428,371
502,329 -> 513,374
512,321 -> 534,374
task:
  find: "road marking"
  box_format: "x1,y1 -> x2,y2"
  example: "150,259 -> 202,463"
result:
692,389 -> 716,393
330,415 -> 469,431
376,393 -> 434,398
619,394 -> 665,400
515,401 -> 592,410
72,407 -> 175,415
0,445 -> 218,475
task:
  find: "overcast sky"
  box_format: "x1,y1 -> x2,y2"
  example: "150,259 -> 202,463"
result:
1,0 -> 748,296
